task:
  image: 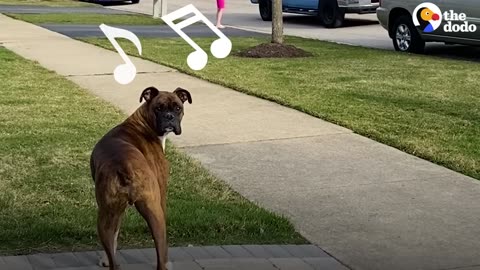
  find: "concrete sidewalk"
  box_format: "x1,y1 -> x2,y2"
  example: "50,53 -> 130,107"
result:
0,245 -> 346,270
1,14 -> 480,270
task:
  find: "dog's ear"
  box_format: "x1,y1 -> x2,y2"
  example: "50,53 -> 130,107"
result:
174,87 -> 192,104
140,86 -> 159,103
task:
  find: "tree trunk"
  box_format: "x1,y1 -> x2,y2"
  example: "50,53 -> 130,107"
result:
271,0 -> 283,44
153,0 -> 167,18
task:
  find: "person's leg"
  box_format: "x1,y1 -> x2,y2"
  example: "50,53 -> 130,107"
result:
216,9 -> 225,28
216,0 -> 225,28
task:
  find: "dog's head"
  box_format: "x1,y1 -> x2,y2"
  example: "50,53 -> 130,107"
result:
139,86 -> 192,136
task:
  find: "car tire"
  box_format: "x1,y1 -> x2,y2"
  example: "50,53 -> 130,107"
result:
318,0 -> 345,28
259,0 -> 272,21
391,15 -> 425,53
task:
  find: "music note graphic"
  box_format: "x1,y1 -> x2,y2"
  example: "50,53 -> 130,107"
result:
161,4 -> 232,71
99,24 -> 142,85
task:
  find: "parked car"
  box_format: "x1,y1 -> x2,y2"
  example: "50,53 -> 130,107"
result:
377,0 -> 480,53
251,0 -> 380,28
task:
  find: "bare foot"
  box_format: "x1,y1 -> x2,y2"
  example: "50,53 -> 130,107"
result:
216,24 -> 226,29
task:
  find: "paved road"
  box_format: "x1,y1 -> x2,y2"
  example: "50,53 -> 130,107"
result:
105,0 -> 480,59
0,4 -> 132,14
40,24 -> 266,38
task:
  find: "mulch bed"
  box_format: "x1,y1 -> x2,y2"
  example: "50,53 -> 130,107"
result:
236,43 -> 312,58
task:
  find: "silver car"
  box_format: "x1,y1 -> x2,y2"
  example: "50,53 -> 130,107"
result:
377,0 -> 480,53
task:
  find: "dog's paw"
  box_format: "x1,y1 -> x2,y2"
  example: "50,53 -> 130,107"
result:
98,256 -> 109,267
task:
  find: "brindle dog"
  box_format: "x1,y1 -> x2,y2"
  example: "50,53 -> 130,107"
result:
90,86 -> 192,270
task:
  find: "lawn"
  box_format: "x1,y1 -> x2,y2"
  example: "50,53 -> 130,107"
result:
0,0 -> 90,7
6,13 -> 165,25
85,36 -> 480,180
0,47 -> 306,255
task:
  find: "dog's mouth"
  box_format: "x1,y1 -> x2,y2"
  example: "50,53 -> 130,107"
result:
162,125 -> 181,135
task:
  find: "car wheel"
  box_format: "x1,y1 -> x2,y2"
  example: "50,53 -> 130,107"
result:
318,0 -> 345,28
391,15 -> 425,53
259,0 -> 272,21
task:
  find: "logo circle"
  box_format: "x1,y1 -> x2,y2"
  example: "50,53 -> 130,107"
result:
412,2 -> 442,32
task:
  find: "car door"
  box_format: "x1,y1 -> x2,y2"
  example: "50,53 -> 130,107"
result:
285,0 -> 318,10
440,0 -> 480,41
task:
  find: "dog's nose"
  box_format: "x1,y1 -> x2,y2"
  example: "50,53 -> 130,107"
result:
165,113 -> 174,120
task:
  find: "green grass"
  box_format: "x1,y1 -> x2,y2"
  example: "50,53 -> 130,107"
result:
84,36 -> 480,180
0,47 -> 306,255
0,0 -> 91,7
6,13 -> 165,25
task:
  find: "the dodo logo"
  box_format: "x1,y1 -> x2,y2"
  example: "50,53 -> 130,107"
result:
413,2 -> 477,33
412,3 -> 442,33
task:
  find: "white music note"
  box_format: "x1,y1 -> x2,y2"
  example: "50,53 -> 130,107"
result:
161,4 -> 232,71
99,24 -> 142,85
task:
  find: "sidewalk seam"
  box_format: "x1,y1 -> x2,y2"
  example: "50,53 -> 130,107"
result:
308,244 -> 354,270
67,70 -> 177,77
178,132 -> 353,149
239,176 -> 453,193
441,264 -> 480,270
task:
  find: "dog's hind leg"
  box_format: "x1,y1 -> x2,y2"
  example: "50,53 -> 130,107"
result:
97,207 -> 124,270
135,199 -> 168,270
99,218 -> 123,268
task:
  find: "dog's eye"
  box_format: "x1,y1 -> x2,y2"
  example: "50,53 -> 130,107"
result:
175,106 -> 181,112
156,107 -> 162,112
